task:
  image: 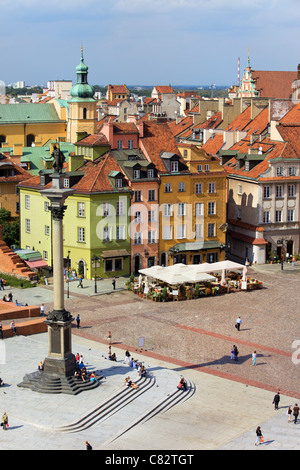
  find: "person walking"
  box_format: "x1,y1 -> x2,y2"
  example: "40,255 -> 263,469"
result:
1,412 -> 8,430
112,277 -> 116,290
230,345 -> 236,360
234,345 -> 239,361
255,426 -> 263,446
293,403 -> 299,424
0,279 -> 4,291
252,350 -> 257,366
77,277 -> 83,288
85,441 -> 92,450
236,316 -> 242,331
273,391 -> 280,410
287,406 -> 293,423
76,314 -> 81,329
40,304 -> 45,316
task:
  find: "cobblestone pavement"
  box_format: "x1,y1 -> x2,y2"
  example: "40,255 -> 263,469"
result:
33,264 -> 300,400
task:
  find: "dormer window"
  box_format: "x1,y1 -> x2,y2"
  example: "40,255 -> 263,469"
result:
63,178 -> 70,188
147,168 -> 154,178
171,160 -> 179,173
115,178 -> 123,188
277,167 -> 283,176
133,169 -> 140,179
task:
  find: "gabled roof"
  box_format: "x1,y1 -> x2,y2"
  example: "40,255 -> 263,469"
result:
225,106 -> 252,131
153,86 -> 174,94
76,133 -> 109,147
140,120 -> 183,173
252,70 -> 297,99
279,102 -> 300,124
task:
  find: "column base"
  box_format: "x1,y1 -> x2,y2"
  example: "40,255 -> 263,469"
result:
44,353 -> 76,377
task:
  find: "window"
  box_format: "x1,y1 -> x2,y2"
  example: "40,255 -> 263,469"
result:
25,219 -> 30,233
115,178 -> 123,188
148,210 -> 155,223
115,258 -> 122,271
103,226 -> 111,242
178,182 -> 185,192
208,223 -> 215,237
25,195 -> 30,210
45,225 -> 50,236
44,201 -> 50,212
205,164 -> 209,172
43,250 -> 48,260
128,139 -> 134,149
208,182 -> 215,194
197,164 -> 202,172
195,224 -> 202,239
245,161 -> 250,171
134,232 -> 142,245
134,190 -> 142,202
103,202 -> 110,217
263,186 -> 271,198
238,185 -> 242,196
16,202 -> 19,213
275,210 -> 282,222
237,209 -> 242,220
78,227 -> 85,242
148,189 -> 156,201
78,202 -> 85,217
183,150 -> 188,158
164,183 -> 172,193
288,184 -> 295,197
63,178 -> 69,188
116,201 -> 124,216
105,259 -> 113,272
133,169 -> 140,179
83,107 -> 87,120
171,161 -> 179,173
134,211 -> 141,223
195,183 -> 202,194
164,203 -> 172,216
289,167 -> 296,176
208,202 -> 215,215
263,211 -> 270,223
163,225 -> 172,240
147,168 -> 154,178
276,185 -> 283,198
288,209 -> 294,222
276,167 -> 283,176
177,224 -> 185,239
148,230 -> 156,244
178,202 -> 186,216
116,225 -> 125,241
195,202 -> 203,216
117,140 -> 123,150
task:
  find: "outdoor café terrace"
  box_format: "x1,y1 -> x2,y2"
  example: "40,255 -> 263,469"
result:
125,261 -> 263,301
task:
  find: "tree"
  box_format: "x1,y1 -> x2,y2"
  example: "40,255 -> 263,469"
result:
0,209 -> 19,247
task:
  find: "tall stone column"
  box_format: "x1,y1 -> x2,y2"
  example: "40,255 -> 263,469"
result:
40,174 -> 76,377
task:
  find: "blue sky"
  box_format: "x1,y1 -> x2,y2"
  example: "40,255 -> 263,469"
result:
1,0 -> 300,87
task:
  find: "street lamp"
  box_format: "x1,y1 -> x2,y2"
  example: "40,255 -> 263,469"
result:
91,255 -> 100,293
277,239 -> 288,271
67,250 -> 70,298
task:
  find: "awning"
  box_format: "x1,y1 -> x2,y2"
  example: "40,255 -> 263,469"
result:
24,259 -> 48,269
102,249 -> 130,259
169,241 -> 223,253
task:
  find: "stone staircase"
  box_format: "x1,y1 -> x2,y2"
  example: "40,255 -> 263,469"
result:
55,373 -> 196,442
0,240 -> 36,281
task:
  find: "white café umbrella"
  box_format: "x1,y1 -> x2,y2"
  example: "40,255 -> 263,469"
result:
138,265 -> 165,278
157,271 -> 192,285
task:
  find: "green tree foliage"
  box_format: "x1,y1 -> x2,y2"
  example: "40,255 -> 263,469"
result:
0,208 -> 20,247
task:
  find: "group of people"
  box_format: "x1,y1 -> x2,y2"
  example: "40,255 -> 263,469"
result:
230,345 -> 239,361
74,353 -> 100,384
123,350 -> 147,378
2,292 -> 13,302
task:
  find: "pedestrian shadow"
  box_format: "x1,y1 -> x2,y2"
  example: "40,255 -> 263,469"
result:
262,439 -> 275,446
174,353 -> 267,371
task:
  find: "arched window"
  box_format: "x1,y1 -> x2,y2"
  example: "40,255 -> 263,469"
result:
83,107 -> 87,120
26,134 -> 35,147
0,135 -> 6,147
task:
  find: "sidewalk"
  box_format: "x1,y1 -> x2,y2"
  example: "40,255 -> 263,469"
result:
1,332 -> 300,450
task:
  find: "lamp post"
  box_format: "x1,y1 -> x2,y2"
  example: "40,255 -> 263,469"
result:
67,250 -> 70,299
92,255 -> 100,293
277,239 -> 288,271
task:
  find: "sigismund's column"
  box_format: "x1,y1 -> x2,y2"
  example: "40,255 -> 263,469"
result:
40,173 -> 76,377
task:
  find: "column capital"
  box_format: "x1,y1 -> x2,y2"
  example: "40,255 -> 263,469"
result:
50,205 -> 67,220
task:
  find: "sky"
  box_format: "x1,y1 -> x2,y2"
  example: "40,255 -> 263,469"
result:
1,0 -> 300,88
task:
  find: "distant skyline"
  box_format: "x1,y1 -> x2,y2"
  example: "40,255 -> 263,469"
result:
1,0 -> 300,88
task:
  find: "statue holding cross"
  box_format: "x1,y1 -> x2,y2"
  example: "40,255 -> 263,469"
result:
51,144 -> 65,174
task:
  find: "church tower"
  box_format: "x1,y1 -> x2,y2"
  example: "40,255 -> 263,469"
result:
67,48 -> 97,143
237,51 -> 259,98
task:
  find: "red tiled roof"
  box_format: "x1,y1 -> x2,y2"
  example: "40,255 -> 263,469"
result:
279,102 -> 300,124
154,86 -> 174,94
140,121 -> 182,173
76,133 -> 109,146
201,134 -> 224,155
252,70 -> 297,99
168,116 -> 194,137
225,106 -> 251,131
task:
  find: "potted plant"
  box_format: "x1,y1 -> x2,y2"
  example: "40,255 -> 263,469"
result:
194,284 -> 200,298
161,286 -> 168,302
